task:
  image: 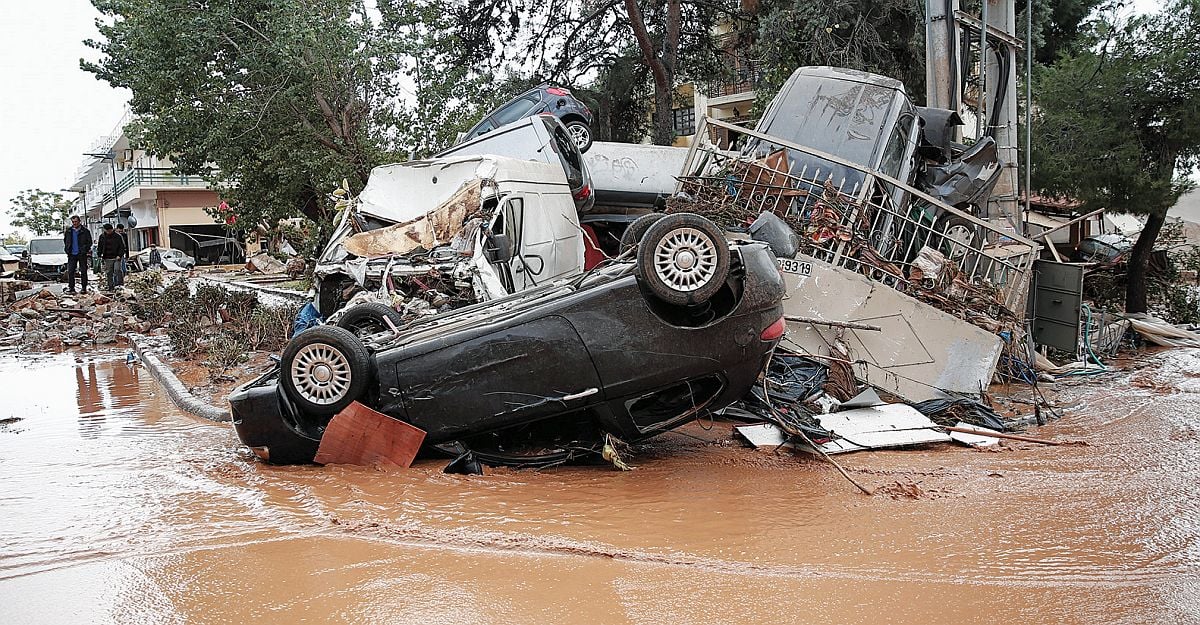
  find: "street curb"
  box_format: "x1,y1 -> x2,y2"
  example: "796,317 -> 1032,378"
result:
128,334 -> 231,423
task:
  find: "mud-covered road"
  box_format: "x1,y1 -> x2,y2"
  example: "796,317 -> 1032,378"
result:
0,349 -> 1196,624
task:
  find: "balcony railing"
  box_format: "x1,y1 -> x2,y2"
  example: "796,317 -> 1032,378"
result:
95,167 -> 212,208
707,65 -> 761,99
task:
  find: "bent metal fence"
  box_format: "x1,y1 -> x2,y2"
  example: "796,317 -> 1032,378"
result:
672,116 -> 1039,317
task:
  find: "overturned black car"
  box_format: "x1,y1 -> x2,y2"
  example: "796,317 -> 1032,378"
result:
229,213 -> 786,466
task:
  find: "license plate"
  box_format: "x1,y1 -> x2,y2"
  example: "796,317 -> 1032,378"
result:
777,257 -> 812,276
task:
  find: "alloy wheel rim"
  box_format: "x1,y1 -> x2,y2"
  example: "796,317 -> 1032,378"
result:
653,227 -> 718,292
290,343 -> 352,405
569,124 -> 590,148
945,225 -> 973,257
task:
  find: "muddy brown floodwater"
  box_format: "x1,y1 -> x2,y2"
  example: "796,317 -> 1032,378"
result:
0,349 -> 1197,624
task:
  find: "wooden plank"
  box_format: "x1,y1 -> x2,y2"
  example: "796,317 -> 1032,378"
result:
314,401 -> 426,467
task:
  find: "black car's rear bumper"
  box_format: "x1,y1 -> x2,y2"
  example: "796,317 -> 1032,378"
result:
228,369 -> 320,464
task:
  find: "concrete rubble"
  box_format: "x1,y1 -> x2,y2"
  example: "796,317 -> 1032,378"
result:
1,286 -> 139,350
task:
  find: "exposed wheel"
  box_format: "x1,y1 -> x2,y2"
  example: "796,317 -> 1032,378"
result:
280,325 -> 372,417
336,302 -> 403,339
936,213 -> 980,259
635,212 -> 730,306
565,120 -> 594,153
618,213 -> 667,255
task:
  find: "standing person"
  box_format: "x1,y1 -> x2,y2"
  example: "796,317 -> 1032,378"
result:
62,216 -> 93,294
114,223 -> 129,286
148,243 -> 163,269
97,224 -> 127,291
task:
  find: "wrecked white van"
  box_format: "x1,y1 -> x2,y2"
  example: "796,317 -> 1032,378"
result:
313,155 -> 585,331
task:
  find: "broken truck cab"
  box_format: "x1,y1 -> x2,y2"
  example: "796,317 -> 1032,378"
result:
744,66 -> 1003,246
674,67 -> 1040,402
313,156 -> 585,323
230,213 -> 787,466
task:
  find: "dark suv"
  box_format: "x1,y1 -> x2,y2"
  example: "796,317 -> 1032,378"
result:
458,83 -> 595,152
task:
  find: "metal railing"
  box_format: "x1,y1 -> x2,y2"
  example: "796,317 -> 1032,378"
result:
674,116 -> 1039,313
706,65 -> 761,99
97,167 -> 212,207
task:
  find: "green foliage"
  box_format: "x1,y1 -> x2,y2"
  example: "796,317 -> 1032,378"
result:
128,275 -> 296,372
447,0 -> 738,144
2,233 -> 27,246
749,0 -> 926,109
7,189 -> 73,236
1031,1 -> 1200,216
378,0 -> 517,157
1031,0 -> 1200,311
82,0 -> 517,241
1020,0 -> 1108,65
205,334 -> 247,379
83,0 -> 403,233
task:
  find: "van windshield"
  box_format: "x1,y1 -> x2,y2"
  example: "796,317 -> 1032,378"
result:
748,74 -> 904,189
29,239 -> 61,255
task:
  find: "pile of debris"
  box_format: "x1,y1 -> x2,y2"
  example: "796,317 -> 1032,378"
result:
1,272 -> 298,379
669,178 -> 1019,336
728,350 -> 1013,455
1,287 -> 134,350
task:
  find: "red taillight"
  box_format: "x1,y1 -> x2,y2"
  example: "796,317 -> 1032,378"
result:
546,87 -> 570,96
760,316 -> 786,341
572,184 -> 592,201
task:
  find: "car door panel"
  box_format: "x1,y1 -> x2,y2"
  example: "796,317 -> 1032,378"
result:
387,315 -> 603,441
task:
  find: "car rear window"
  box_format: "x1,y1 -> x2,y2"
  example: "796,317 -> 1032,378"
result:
493,96 -> 541,126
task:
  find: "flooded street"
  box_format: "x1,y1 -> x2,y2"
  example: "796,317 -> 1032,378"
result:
1,349 -> 1197,624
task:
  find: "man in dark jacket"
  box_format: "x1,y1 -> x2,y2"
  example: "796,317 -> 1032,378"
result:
63,215 -> 93,294
97,223 -> 127,291
114,223 -> 129,287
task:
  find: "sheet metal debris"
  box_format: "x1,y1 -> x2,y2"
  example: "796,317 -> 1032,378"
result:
1126,313 -> 1200,348
343,180 -> 481,258
797,405 -> 952,455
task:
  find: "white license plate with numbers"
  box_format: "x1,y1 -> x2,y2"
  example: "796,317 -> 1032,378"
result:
777,258 -> 812,276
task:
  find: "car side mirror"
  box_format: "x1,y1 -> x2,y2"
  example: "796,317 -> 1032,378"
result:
749,211 -> 800,259
485,232 -> 514,264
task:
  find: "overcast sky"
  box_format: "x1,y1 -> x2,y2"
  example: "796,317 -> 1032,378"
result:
0,0 -> 1177,240
0,0 -> 128,238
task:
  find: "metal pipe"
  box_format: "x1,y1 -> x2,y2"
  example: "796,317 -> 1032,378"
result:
1024,0 -> 1033,233
978,0 -> 989,139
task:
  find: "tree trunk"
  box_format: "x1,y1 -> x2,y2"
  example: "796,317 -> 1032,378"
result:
652,87 -> 675,145
1124,206 -> 1168,313
624,0 -> 681,146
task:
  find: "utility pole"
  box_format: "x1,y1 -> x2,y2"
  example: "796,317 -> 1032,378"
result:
924,0 -> 1024,235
